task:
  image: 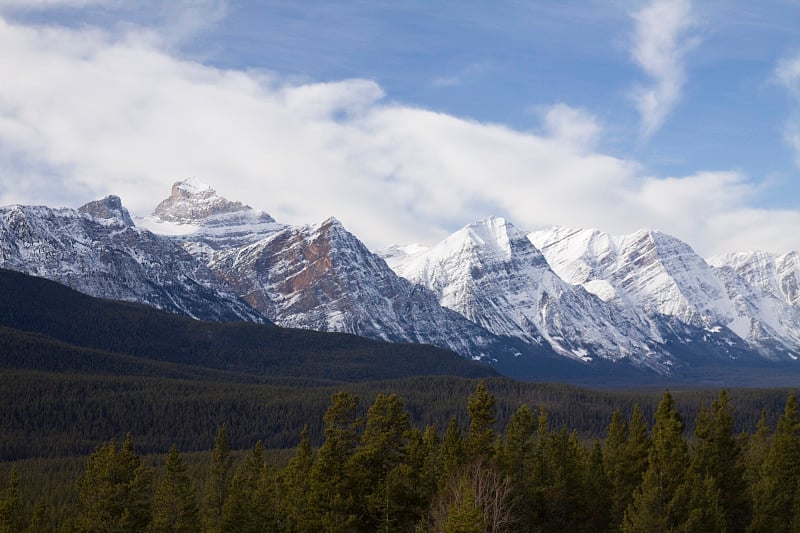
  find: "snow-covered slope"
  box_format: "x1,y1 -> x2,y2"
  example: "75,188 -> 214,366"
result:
529,226 -> 792,360
0,196 -> 264,322
708,251 -> 800,359
529,227 -> 737,328
383,217 -> 674,372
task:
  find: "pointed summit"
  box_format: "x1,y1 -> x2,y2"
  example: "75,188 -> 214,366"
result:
153,179 -> 272,224
78,195 -> 135,226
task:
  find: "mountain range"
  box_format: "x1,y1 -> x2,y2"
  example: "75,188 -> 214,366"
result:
2,178 -> 799,385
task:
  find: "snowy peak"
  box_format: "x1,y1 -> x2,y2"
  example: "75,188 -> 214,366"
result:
152,179 -> 272,225
78,195 -> 135,226
0,202 -> 263,323
382,218 -> 675,371
205,215 -> 514,363
530,225 -> 735,329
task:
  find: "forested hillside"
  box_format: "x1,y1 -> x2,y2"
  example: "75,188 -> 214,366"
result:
3,384 -> 800,531
0,268 -> 497,381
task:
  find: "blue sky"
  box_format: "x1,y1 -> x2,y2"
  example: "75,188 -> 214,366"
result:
1,0 -> 800,256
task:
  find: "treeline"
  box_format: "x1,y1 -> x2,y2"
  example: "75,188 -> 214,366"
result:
4,384 -> 800,531
2,369 -> 795,460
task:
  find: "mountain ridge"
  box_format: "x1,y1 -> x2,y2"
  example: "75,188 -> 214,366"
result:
2,179 -> 799,383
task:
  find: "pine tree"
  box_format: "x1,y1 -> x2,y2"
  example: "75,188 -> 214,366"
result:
279,425 -> 314,532
439,416 -> 465,489
405,424 -> 439,514
0,467 -> 26,533
673,469 -> 725,533
623,391 -> 687,533
465,382 -> 496,463
201,425 -> 233,532
75,434 -> 153,532
689,391 -> 749,531
220,441 -> 264,532
538,428 -> 586,532
351,393 -> 414,532
252,462 -> 282,532
743,409 -> 771,502
442,475 -> 486,533
26,499 -> 50,533
499,404 -> 536,530
584,439 -> 611,532
749,393 -> 800,532
151,444 -> 199,533
603,408 -> 631,530
307,391 -> 362,532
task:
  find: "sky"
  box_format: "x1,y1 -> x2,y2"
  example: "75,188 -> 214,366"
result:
0,0 -> 799,257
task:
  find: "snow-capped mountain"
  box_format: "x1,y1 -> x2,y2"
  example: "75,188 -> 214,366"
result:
528,227 -> 737,328
3,178 -> 798,382
0,196 -> 263,323
140,179 -> 284,264
147,180 -> 529,365
708,251 -> 800,359
528,226 -> 792,361
382,217 -> 676,372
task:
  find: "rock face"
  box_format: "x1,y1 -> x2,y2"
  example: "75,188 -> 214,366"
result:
0,200 -> 264,323
208,217 -> 526,362
152,179 -> 262,224
78,195 -> 135,226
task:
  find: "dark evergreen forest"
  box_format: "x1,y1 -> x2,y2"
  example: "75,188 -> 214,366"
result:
3,383 -> 800,532
3,269 -> 800,530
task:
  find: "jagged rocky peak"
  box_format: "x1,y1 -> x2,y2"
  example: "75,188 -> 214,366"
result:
153,178 -> 273,224
78,195 -> 135,226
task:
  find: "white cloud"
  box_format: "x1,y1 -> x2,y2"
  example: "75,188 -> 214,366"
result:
630,0 -> 695,139
0,15 -> 798,257
541,103 -> 601,151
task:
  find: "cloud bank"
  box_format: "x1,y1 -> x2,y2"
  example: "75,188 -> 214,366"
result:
0,15 -> 798,257
630,0 -> 695,139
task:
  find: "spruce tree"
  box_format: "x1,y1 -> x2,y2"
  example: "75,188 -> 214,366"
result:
0,467 -> 26,533
442,475 -> 486,533
307,391 -> 362,532
26,499 -> 50,533
673,469 -> 725,533
220,441 -> 264,532
252,462 -> 282,532
439,416 -> 465,489
279,425 -> 314,532
585,439 -> 611,532
749,393 -> 800,532
623,391 -> 687,533
743,409 -> 771,501
689,391 -> 749,531
603,408 -> 631,530
465,382 -> 496,463
75,434 -> 153,532
405,424 -> 439,514
351,393 -> 413,532
201,425 -> 233,532
151,444 -> 199,533
499,404 -> 536,530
